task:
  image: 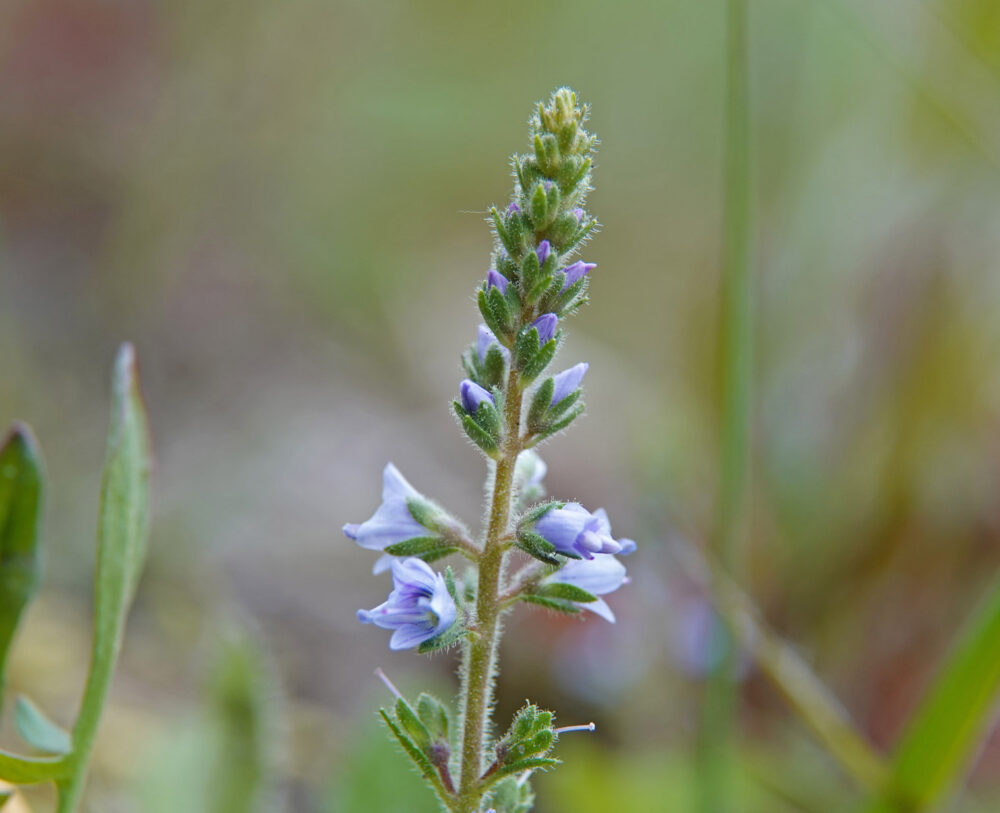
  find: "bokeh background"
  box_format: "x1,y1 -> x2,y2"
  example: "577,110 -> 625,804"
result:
2,0 -> 1000,810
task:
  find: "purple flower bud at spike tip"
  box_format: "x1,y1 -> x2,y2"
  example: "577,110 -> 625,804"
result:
535,240 -> 551,266
357,558 -> 457,650
561,261 -> 596,292
530,313 -> 558,344
546,555 -> 628,622
486,268 -> 509,294
477,325 -> 510,364
572,207 -> 586,224
550,362 -> 588,405
343,463 -> 433,554
460,379 -> 494,414
533,503 -> 631,559
506,202 -> 520,215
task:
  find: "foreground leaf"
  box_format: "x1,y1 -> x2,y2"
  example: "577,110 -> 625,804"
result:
57,344 -> 153,812
15,696 -> 71,756
0,425 -> 44,703
868,572 -> 1000,812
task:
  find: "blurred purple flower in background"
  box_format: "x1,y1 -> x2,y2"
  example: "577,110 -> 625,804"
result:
357,558 -> 456,650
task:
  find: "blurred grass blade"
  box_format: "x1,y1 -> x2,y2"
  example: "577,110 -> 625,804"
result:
0,749 -> 70,784
870,573 -> 1000,811
15,696 -> 71,756
0,424 -> 45,704
207,630 -> 279,813
57,344 -> 152,812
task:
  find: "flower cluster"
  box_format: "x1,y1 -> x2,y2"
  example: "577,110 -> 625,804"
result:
343,89 -> 633,813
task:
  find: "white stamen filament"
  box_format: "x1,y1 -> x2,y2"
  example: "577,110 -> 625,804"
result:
374,667 -> 403,699
554,722 -> 596,734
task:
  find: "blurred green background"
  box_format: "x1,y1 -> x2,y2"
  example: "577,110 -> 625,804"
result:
2,0 -> 1000,810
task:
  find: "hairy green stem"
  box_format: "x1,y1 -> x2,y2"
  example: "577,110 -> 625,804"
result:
698,0 -> 753,810
457,366 -> 523,812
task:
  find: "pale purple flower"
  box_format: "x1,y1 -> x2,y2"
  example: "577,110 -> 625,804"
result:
535,240 -> 551,266
546,555 -> 628,622
572,207 -> 585,224
460,379 -> 495,414
487,269 -> 509,294
507,201 -> 520,215
477,325 -> 510,363
357,558 -> 457,650
343,464 -> 428,569
550,362 -> 588,405
533,503 -> 628,559
529,313 -> 558,344
561,261 -> 596,291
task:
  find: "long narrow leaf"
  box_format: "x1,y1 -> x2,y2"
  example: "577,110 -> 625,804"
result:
0,424 -> 44,703
870,573 -> 1000,811
57,344 -> 152,812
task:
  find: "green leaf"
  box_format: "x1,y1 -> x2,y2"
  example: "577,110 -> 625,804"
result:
15,696 -> 71,755
519,338 -> 558,383
869,573 -> 1000,811
395,698 -> 431,751
379,708 -> 447,801
0,749 -> 70,784
521,594 -> 580,615
384,536 -> 446,557
58,343 -> 153,812
0,424 -> 45,702
536,583 -> 598,603
416,693 -> 450,742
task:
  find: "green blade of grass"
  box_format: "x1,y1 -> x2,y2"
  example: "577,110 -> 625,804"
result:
0,424 -> 45,707
868,573 -> 1000,812
57,343 -> 153,812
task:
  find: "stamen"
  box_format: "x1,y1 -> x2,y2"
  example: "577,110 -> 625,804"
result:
374,667 -> 403,699
554,722 -> 596,734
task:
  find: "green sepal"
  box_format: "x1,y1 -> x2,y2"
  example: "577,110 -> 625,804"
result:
378,708 -> 445,795
418,547 -> 459,566
487,776 -> 535,813
490,207 -> 519,258
548,389 -> 582,421
533,133 -> 559,175
383,536 -> 449,557
519,338 -> 558,383
545,183 -> 561,224
535,582 -> 598,603
478,287 -> 512,340
529,182 -> 548,229
0,424 -> 44,704
521,594 -> 580,614
395,697 -> 431,751
513,326 -> 541,370
15,696 -> 71,755
483,345 -> 507,390
558,155 -> 592,195
520,500 -> 564,524
527,272 -> 554,304
496,757 -> 560,777
514,531 -> 560,566
454,402 -> 500,458
543,402 -> 585,437
417,616 -> 466,654
416,692 -> 450,743
520,250 -> 541,295
527,378 -> 555,431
